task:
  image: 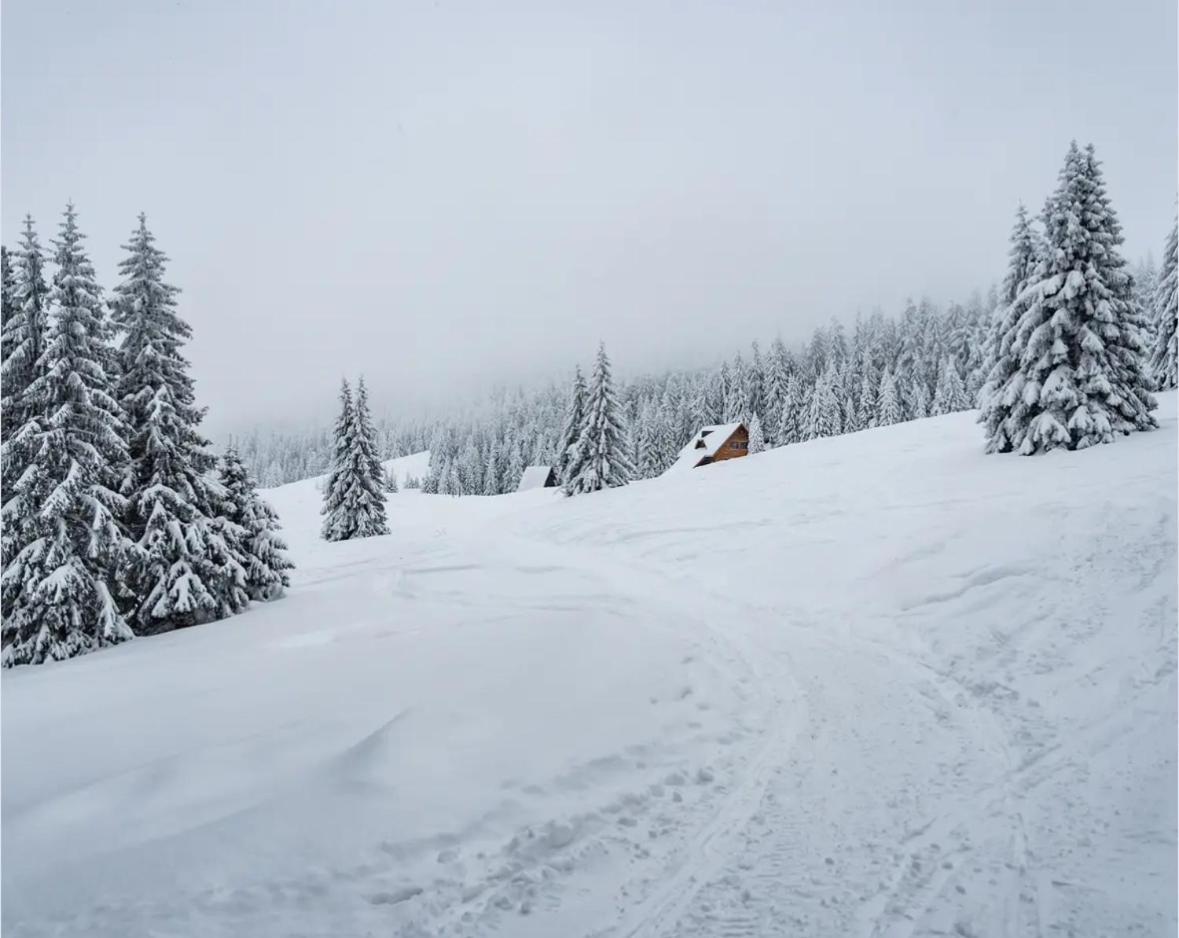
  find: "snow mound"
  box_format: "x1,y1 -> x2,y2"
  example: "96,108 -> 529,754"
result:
3,399 -> 1175,938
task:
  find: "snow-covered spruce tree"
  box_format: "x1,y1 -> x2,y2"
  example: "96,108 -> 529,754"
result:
504,438 -> 526,491
565,343 -> 633,495
876,367 -> 903,426
2,219 -> 50,443
321,379 -> 356,539
858,369 -> 877,429
841,391 -> 860,433
481,440 -> 500,494
747,412 -> 766,454
217,447 -> 293,600
384,464 -> 400,493
1,217 -> 51,565
978,204 -> 1043,449
930,356 -> 968,415
803,369 -> 841,440
1150,219 -> 1177,389
1,204 -> 135,666
555,366 -> 586,484
344,377 -> 390,533
110,214 -> 239,633
983,143 -> 1156,454
723,367 -> 750,423
1133,257 -> 1159,355
907,374 -> 929,419
763,339 -> 789,442
351,378 -> 389,530
774,373 -> 801,445
0,246 -> 12,329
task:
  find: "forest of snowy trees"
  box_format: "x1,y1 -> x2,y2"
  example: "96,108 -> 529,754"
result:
0,206 -> 292,667
294,141 -> 1175,502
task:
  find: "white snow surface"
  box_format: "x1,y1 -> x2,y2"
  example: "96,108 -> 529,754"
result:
3,401 -> 1176,937
383,449 -> 431,487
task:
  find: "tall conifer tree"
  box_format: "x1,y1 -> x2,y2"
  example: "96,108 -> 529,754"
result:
111,214 -> 241,632
1,205 -> 135,665
982,143 -> 1155,454
556,366 -> 586,484
217,447 -> 293,600
320,377 -> 389,539
1,217 -> 51,564
1150,219 -> 1178,390
565,343 -> 633,495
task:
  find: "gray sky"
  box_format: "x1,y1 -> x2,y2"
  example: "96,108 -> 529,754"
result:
3,0 -> 1176,434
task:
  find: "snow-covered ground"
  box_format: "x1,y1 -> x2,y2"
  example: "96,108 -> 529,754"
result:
3,400 -> 1176,938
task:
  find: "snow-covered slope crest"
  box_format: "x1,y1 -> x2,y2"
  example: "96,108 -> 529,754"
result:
3,400 -> 1176,938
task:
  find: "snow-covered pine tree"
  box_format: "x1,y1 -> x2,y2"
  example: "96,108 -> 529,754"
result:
565,343 -> 633,495
747,411 -> 766,454
110,214 -> 240,633
706,361 -> 730,424
1132,256 -> 1159,354
444,459 -> 462,496
774,373 -> 801,445
909,378 -> 930,419
747,341 -> 766,423
0,246 -> 12,330
555,366 -> 586,484
1,218 -> 50,444
841,392 -> 859,432
635,409 -> 661,479
762,338 -> 788,442
930,356 -> 968,415
858,369 -> 877,429
978,205 -> 1042,450
876,367 -> 903,426
384,464 -> 400,493
217,447 -> 293,600
723,355 -> 750,422
321,379 -> 356,538
803,369 -> 842,440
1,204 -> 136,666
482,439 -> 501,495
348,377 -> 390,532
504,438 -> 526,492
1150,219 -> 1177,390
984,143 -> 1156,454
1,217 -> 51,566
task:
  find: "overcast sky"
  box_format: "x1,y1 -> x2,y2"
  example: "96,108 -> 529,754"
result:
3,0 -> 1176,434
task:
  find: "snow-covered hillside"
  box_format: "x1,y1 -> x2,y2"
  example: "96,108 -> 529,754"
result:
3,401 -> 1176,938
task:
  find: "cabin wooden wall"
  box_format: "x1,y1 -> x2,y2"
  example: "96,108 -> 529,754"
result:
711,425 -> 749,463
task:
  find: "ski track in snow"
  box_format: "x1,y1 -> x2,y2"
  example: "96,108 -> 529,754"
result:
2,403 -> 1176,937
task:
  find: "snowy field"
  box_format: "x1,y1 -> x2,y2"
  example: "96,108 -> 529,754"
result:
3,399 -> 1176,937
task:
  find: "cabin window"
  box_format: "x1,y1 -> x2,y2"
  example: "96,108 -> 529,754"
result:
730,441 -> 747,450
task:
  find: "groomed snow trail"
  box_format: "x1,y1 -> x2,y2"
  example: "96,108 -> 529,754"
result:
3,403 -> 1176,937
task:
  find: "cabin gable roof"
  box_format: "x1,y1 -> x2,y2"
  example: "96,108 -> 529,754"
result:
666,422 -> 747,473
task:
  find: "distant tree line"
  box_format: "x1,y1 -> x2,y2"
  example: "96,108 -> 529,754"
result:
255,140 -> 1174,499
0,207 -> 292,667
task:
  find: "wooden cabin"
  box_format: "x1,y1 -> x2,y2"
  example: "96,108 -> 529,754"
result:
517,465 -> 558,491
667,423 -> 749,472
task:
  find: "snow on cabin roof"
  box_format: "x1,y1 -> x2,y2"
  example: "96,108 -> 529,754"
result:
517,465 -> 556,491
666,423 -> 745,473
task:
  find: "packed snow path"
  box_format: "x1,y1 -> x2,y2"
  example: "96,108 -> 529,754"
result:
4,401 -> 1176,937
